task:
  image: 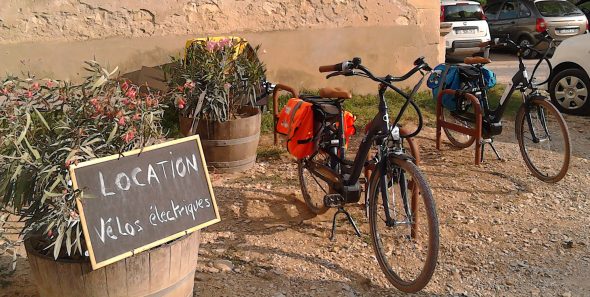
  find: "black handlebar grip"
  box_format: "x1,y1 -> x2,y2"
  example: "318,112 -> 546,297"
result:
319,63 -> 342,73
413,56 -> 425,66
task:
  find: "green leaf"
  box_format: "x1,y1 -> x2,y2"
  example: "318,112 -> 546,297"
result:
33,107 -> 51,130
76,224 -> 82,254
16,112 -> 31,145
92,76 -> 108,90
53,224 -> 65,259
23,138 -> 41,160
65,226 -> 72,255
80,146 -> 96,158
106,124 -> 118,144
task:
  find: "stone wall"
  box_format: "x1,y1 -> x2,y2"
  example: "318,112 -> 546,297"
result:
0,0 -> 440,93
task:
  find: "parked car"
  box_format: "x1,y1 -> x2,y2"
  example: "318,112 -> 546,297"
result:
577,0 -> 590,20
547,33 -> 590,115
441,0 -> 492,58
484,0 -> 589,58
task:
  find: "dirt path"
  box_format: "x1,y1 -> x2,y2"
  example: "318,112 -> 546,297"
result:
1,116 -> 589,297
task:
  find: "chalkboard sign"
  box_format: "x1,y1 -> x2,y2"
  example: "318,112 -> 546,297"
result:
70,135 -> 220,269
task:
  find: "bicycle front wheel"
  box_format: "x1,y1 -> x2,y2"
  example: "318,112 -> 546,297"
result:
368,157 -> 439,293
515,98 -> 571,183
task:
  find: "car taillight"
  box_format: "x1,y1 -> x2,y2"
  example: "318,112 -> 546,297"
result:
480,11 -> 487,20
536,18 -> 547,33
441,6 -> 445,22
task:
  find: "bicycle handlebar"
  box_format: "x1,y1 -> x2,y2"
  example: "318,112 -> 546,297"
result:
317,56 -> 432,139
320,56 -> 431,83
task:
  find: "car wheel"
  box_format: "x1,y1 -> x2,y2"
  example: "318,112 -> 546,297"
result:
549,68 -> 590,115
518,37 -> 536,59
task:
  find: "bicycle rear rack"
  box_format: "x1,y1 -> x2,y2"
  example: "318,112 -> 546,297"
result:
435,89 -> 483,165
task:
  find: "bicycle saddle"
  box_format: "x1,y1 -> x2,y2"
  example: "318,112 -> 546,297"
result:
464,56 -> 492,65
319,87 -> 352,100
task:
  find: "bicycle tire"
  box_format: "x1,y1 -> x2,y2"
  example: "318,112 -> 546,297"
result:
441,108 -> 476,149
298,155 -> 330,215
515,98 -> 571,183
368,157 -> 439,293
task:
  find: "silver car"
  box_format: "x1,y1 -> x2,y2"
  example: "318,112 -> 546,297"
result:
485,0 -> 589,58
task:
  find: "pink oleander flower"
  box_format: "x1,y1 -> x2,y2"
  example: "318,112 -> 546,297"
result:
45,80 -> 55,88
205,40 -> 218,52
126,88 -> 137,99
177,98 -> 186,109
184,80 -> 195,90
121,81 -> 130,91
224,83 -> 232,90
218,38 -> 232,48
122,129 -> 136,143
118,117 -> 126,126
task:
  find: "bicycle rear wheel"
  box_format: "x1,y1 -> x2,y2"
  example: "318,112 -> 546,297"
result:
298,152 -> 331,214
442,107 -> 476,149
368,157 -> 439,293
515,98 -> 571,183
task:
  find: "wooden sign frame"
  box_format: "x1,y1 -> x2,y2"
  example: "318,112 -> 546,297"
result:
69,135 -> 221,269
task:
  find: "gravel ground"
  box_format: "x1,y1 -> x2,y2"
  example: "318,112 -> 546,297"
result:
1,115 -> 589,297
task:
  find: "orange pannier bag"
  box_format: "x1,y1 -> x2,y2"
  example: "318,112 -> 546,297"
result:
342,111 -> 356,147
276,98 -> 316,159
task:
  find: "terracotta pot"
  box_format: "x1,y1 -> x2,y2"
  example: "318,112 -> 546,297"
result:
25,231 -> 200,297
179,106 -> 261,173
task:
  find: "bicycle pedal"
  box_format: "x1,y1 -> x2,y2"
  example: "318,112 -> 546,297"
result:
324,194 -> 345,208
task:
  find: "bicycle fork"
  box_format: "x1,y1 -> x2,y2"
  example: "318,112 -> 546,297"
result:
378,155 -> 416,238
524,100 -> 551,144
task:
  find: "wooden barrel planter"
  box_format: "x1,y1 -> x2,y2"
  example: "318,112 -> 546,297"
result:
179,106 -> 261,173
25,231 -> 200,297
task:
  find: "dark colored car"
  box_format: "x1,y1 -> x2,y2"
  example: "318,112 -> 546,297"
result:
485,0 -> 589,58
577,0 -> 590,19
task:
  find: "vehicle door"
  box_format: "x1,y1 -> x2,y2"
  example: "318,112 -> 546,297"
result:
484,1 -> 505,37
515,0 -> 536,39
496,1 -> 520,39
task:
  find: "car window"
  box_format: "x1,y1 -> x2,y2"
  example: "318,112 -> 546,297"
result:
535,1 -> 584,17
499,1 -> 519,19
519,2 -> 531,17
444,4 -> 486,21
484,2 -> 504,20
579,2 -> 590,14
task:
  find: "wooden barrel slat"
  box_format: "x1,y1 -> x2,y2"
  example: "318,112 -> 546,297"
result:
180,106 -> 261,173
56,261 -> 85,297
82,262 -> 108,297
105,259 -> 128,297
149,243 -> 171,293
35,256 -> 61,296
25,231 -> 200,297
126,251 -> 150,296
178,234 -> 192,277
168,238 -> 183,282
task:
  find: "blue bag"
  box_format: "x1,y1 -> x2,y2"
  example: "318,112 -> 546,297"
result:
427,63 -> 497,111
427,64 -> 460,111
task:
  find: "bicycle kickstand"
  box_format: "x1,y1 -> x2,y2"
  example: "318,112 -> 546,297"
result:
481,138 -> 502,162
330,207 -> 362,241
